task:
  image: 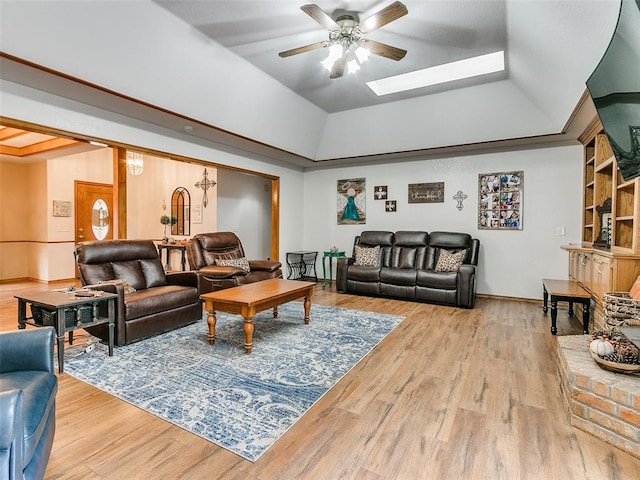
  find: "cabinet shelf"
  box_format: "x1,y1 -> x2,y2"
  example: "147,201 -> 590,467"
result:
595,158 -> 614,172
581,126 -> 638,253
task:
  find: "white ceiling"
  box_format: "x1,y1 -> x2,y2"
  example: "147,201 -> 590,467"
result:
154,0 -> 509,113
0,1 -> 623,167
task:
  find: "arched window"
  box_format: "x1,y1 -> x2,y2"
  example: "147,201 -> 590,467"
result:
171,187 -> 190,236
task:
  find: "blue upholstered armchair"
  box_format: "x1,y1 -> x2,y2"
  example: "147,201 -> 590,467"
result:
0,327 -> 58,480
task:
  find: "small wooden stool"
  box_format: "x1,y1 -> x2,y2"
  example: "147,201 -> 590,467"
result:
542,279 -> 591,335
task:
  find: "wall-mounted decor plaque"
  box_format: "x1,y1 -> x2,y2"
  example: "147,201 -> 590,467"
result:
52,200 -> 72,217
408,182 -> 444,203
337,178 -> 366,225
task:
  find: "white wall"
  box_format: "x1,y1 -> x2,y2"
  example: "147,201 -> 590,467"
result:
302,146 -> 583,300
217,169 -> 273,260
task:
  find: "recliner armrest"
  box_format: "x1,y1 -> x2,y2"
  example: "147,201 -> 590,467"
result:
166,271 -> 199,288
198,265 -> 248,279
248,260 -> 282,272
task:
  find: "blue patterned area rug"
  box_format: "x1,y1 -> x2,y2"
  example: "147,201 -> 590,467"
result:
62,302 -> 404,461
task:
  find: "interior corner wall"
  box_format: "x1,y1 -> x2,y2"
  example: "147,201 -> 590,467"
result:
217,169 -> 272,260
0,160 -> 32,280
301,145 -> 583,300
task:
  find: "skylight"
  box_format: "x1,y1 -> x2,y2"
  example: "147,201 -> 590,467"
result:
366,51 -> 505,96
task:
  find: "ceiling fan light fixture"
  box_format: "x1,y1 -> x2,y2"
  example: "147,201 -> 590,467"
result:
281,2 -> 408,79
347,59 -> 360,74
321,55 -> 335,72
328,43 -> 344,59
355,46 -> 370,63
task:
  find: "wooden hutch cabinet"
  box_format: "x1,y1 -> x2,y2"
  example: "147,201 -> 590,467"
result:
564,117 -> 640,330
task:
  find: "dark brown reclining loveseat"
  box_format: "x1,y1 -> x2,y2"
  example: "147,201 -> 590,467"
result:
186,232 -> 283,293
336,230 -> 480,308
74,239 -> 202,346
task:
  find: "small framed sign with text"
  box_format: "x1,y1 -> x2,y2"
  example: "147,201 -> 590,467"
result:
408,182 -> 444,203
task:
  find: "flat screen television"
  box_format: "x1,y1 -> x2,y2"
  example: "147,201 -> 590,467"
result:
586,0 -> 640,181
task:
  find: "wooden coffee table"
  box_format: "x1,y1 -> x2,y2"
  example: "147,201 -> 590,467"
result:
200,278 -> 315,353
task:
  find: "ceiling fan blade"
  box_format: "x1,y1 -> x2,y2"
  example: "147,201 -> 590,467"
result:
330,55 -> 347,79
359,1 -> 408,33
363,39 -> 407,61
301,4 -> 341,31
279,41 -> 326,58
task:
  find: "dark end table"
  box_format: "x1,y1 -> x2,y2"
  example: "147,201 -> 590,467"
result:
15,289 -> 117,373
286,251 -> 318,281
542,278 -> 591,335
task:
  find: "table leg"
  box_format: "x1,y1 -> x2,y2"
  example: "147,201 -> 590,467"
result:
582,301 -> 590,334
322,256 -> 328,288
206,309 -> 217,345
542,286 -> 548,314
17,299 -> 26,329
568,301 -> 574,317
550,298 -> 558,335
107,298 -> 115,356
303,295 -> 311,325
244,316 -> 255,354
181,250 -> 186,271
107,322 -> 114,357
273,306 -> 278,318
56,307 -> 66,373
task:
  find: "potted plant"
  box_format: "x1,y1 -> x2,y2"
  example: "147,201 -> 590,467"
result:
160,215 -> 177,242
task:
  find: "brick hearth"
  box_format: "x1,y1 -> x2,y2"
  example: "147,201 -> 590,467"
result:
556,335 -> 640,459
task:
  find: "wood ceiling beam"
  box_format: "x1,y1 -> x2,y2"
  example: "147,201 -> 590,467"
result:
0,127 -> 28,141
0,137 -> 79,157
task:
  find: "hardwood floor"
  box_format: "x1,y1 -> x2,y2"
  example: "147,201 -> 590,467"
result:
2,280 -> 639,479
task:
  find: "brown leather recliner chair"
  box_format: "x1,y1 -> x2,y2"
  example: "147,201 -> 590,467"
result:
74,239 -> 202,346
186,232 -> 283,293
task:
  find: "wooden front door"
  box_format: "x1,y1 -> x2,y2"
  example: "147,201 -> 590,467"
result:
75,181 -> 114,243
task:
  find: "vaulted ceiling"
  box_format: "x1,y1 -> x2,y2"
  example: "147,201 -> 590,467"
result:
0,1 -> 623,167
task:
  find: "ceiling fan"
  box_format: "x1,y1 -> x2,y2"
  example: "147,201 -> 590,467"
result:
278,1 -> 408,79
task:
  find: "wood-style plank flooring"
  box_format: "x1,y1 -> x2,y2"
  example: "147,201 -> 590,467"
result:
2,280 -> 639,479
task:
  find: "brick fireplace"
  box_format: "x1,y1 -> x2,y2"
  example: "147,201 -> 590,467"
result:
556,335 -> 640,459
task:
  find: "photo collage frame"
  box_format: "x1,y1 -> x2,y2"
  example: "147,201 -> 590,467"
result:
478,171 -> 523,230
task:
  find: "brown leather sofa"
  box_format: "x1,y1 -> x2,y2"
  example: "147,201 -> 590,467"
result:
186,232 -> 283,293
336,230 -> 480,308
74,239 -> 202,346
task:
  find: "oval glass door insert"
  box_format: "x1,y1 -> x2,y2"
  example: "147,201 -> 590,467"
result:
91,198 -> 110,240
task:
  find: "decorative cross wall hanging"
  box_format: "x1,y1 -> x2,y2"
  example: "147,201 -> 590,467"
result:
453,190 -> 468,211
195,168 -> 216,208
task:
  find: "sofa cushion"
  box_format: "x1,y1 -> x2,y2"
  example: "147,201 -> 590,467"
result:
380,267 -> 417,286
435,249 -> 467,272
140,258 -> 168,288
416,270 -> 458,289
111,260 -> 146,290
216,256 -> 250,273
347,265 -> 381,282
124,285 -> 199,320
354,245 -> 380,267
78,263 -> 115,285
